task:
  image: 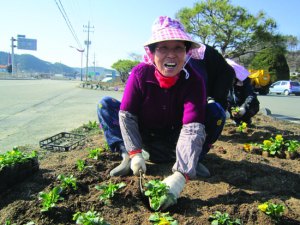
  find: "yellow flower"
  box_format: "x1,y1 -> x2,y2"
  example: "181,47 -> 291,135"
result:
242,122 -> 247,128
158,218 -> 170,225
98,103 -> 102,108
258,203 -> 269,212
244,144 -> 250,151
276,135 -> 283,140
235,107 -> 239,112
11,151 -> 15,155
0,157 -> 3,160
263,140 -> 272,147
217,119 -> 222,126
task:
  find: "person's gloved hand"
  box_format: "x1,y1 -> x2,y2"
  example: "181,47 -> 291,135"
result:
130,153 -> 146,176
150,171 -> 186,211
233,107 -> 246,118
207,97 -> 215,104
110,151 -> 131,176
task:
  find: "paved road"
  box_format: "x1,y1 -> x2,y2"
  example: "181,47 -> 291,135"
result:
0,80 -> 123,153
257,94 -> 300,124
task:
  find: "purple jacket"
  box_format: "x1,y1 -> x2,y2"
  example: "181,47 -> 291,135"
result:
119,63 -> 207,179
120,63 -> 206,126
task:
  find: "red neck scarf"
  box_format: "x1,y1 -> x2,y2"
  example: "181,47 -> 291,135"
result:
154,68 -> 180,89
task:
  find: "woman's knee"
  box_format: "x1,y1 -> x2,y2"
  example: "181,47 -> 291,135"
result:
98,96 -> 113,108
206,102 -> 226,120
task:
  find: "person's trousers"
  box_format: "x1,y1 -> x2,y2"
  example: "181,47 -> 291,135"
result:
97,96 -> 225,162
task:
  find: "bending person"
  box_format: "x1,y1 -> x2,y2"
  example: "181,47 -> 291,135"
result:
226,58 -> 260,125
188,45 -> 235,177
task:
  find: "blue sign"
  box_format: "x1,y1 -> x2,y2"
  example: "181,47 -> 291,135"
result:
17,38 -> 37,51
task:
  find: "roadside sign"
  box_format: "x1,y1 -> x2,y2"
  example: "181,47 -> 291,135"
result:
17,38 -> 37,51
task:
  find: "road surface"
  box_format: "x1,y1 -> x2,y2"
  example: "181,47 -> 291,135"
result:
0,80 -> 123,153
257,94 -> 300,124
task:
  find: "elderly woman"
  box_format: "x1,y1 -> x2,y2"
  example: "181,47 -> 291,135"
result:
97,16 -> 206,210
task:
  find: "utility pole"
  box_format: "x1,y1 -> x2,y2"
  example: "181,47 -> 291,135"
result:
83,21 -> 94,81
60,61 -> 63,74
11,37 -> 17,77
93,52 -> 96,81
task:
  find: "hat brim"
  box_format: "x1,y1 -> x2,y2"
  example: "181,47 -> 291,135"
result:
144,28 -> 200,49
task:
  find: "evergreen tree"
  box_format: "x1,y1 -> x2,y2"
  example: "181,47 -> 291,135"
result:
176,0 -> 282,58
250,48 -> 290,82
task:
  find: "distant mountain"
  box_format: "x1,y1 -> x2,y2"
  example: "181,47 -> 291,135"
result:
0,51 -> 115,76
0,51 -> 76,74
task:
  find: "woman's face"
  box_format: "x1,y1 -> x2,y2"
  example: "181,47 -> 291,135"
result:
154,40 -> 186,77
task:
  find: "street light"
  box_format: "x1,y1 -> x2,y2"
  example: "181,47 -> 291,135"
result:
70,46 -> 85,81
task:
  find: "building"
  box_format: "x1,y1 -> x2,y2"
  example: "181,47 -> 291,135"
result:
0,65 -> 8,73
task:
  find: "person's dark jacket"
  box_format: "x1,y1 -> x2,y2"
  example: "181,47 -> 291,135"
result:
189,44 -> 235,110
227,77 -> 260,122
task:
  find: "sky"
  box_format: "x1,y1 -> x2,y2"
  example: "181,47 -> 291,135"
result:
1,0 -> 299,70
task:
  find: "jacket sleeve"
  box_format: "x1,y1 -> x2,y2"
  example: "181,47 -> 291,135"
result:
119,63 -> 145,153
240,78 -> 260,115
119,110 -> 143,153
172,122 -> 206,180
204,45 -> 235,110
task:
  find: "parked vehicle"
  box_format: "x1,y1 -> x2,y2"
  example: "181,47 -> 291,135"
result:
248,70 -> 271,95
269,80 -> 300,96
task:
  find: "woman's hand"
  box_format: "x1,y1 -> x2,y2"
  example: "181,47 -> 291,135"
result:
149,171 -> 186,211
130,153 -> 146,176
110,151 -> 131,176
232,107 -> 246,118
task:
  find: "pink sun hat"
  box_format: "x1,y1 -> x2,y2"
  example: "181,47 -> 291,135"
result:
144,16 -> 200,49
225,58 -> 250,86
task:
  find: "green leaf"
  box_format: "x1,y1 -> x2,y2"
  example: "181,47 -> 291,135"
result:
153,202 -> 160,211
53,186 -> 63,195
149,213 -> 160,221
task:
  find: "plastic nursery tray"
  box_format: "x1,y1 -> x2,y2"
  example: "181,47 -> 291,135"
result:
0,157 -> 39,192
39,132 -> 87,151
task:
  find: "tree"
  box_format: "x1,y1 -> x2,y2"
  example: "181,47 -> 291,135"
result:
176,0 -> 282,58
250,48 -> 290,82
6,65 -> 12,73
127,52 -> 143,62
111,60 -> 140,83
284,35 -> 300,71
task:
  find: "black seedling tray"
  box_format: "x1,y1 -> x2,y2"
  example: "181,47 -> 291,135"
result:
0,158 -> 40,192
39,132 -> 87,151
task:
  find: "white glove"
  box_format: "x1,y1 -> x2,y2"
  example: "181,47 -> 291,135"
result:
239,107 -> 246,116
233,107 -> 246,118
160,171 -> 186,211
225,110 -> 231,120
110,151 -> 131,176
130,153 -> 146,176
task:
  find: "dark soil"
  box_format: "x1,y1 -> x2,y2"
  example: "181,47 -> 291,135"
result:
1,114 -> 300,225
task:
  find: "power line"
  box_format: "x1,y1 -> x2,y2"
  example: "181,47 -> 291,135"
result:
67,0 -> 85,35
53,0 -> 83,50
58,0 -> 82,49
